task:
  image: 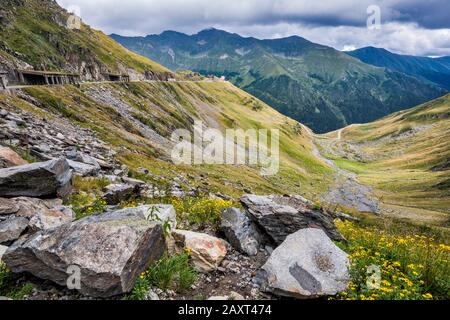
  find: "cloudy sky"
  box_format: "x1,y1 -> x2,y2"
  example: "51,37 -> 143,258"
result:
57,0 -> 450,56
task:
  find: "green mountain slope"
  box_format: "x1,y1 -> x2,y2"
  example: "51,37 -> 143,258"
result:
347,47 -> 450,90
0,1 -> 332,201
0,0 -> 171,81
318,94 -> 450,224
112,29 -> 447,133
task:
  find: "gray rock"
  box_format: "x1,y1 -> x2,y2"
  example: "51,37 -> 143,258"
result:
0,216 -> 29,244
220,208 -> 261,256
122,177 -> 147,189
28,205 -> 74,232
3,209 -> 166,298
73,153 -> 101,170
241,195 -> 345,244
102,183 -> 136,205
0,158 -> 73,199
67,160 -> 100,177
0,198 -> 19,215
258,228 -> 349,299
0,197 -> 74,243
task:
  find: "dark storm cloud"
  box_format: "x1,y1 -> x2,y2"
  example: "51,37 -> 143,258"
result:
56,0 -> 450,56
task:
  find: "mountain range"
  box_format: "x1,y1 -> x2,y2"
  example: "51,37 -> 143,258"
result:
112,29 -> 447,133
347,47 -> 450,90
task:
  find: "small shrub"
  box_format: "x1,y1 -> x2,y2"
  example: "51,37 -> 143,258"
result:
7,283 -> 34,300
73,176 -> 110,193
336,221 -> 450,300
0,263 -> 34,300
126,253 -> 197,300
73,198 -> 108,220
171,196 -> 233,228
0,262 -> 11,294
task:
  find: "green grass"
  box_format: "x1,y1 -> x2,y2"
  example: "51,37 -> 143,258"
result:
0,263 -> 34,300
126,253 -> 198,300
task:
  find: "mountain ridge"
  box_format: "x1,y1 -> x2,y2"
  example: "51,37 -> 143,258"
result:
347,46 -> 450,90
112,29 -> 447,133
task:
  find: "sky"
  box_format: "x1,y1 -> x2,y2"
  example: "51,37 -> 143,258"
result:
57,0 -> 450,57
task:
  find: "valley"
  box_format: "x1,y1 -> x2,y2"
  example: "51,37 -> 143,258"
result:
0,0 -> 448,303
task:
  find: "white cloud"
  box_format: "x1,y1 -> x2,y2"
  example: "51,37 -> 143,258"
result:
56,0 -> 450,56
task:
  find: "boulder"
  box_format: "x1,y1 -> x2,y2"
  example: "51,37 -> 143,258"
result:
102,183 -> 136,205
258,228 -> 349,299
0,158 -> 73,199
172,230 -> 227,273
241,195 -> 345,244
0,216 -> 29,244
0,147 -> 28,168
3,209 -> 166,298
220,208 -> 262,256
67,160 -> 100,177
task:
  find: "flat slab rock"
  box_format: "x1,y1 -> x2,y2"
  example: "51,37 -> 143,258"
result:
3,209 -> 166,298
241,194 -> 345,244
0,158 -> 73,199
258,228 -> 350,299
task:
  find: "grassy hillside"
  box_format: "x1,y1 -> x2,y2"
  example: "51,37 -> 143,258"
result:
319,94 -> 450,225
112,29 -> 446,133
0,81 -> 332,200
0,0 -> 170,80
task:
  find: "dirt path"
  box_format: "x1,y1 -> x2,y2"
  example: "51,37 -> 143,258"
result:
312,130 -> 380,214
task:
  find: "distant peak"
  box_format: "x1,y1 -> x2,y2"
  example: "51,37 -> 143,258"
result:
354,46 -> 391,54
159,30 -> 187,37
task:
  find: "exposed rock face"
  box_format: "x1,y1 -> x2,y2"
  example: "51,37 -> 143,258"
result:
3,209 -> 166,298
220,208 -> 262,256
0,146 -> 27,168
241,195 -> 345,244
172,230 -> 227,273
0,197 -> 74,244
0,158 -> 73,199
258,228 -> 349,299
